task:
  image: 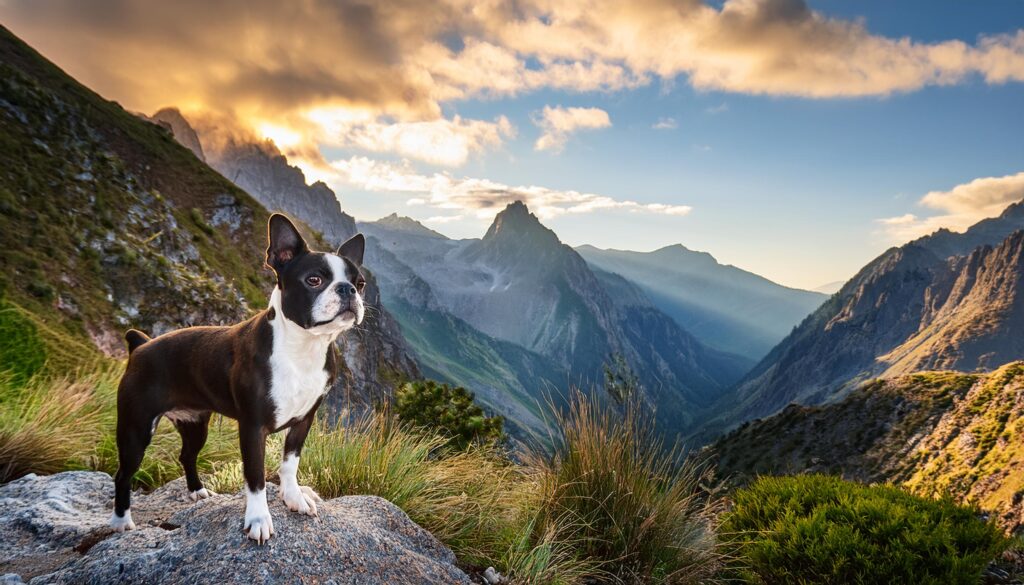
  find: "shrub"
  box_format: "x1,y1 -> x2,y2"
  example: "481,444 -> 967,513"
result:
394,379 -> 504,450
721,474 -> 1008,584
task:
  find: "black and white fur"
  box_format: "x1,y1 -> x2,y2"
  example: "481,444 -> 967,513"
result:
110,214 -> 366,543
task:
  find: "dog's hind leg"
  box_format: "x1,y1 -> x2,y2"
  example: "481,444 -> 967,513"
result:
174,412 -> 214,501
111,411 -> 157,532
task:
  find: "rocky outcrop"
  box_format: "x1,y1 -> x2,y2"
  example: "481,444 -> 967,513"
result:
145,107 -> 206,162
0,472 -> 472,584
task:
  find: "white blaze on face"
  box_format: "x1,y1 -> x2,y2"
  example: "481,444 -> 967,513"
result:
311,254 -> 364,327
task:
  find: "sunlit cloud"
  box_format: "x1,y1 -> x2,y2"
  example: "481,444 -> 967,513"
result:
308,108 -> 515,167
424,214 -> 464,223
876,172 -> 1024,242
325,156 -> 691,219
532,105 -> 611,152
5,0 -> 1022,170
652,117 -> 678,130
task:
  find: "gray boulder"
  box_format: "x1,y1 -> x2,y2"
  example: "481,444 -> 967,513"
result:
0,472 -> 472,584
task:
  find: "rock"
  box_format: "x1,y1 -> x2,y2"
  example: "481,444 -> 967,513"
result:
0,472 -> 472,584
482,566 -> 506,584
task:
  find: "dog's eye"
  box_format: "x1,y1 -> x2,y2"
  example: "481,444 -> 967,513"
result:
356,280 -> 366,292
305,275 -> 323,287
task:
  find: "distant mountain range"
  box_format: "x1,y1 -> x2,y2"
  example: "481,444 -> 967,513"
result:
712,201 -> 1024,435
360,204 -> 751,437
577,245 -> 826,360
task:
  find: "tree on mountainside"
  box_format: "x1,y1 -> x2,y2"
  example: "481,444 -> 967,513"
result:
394,380 -> 504,451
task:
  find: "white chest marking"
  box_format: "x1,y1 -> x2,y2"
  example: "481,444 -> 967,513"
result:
268,288 -> 337,429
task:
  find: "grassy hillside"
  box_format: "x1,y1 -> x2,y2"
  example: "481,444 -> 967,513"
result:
0,24 -> 273,368
713,363 -> 1024,533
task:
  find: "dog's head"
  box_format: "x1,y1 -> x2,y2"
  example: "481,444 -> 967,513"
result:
265,214 -> 366,334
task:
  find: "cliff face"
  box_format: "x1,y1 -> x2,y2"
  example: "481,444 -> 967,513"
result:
717,206 -> 1024,433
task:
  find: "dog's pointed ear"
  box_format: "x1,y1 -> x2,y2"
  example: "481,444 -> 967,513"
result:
338,233 -> 365,267
266,214 -> 308,272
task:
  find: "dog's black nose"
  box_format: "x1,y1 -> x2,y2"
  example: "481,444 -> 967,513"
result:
336,282 -> 357,296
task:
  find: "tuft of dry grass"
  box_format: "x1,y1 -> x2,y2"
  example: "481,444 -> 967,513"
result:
0,368 -> 117,482
525,392 -> 724,584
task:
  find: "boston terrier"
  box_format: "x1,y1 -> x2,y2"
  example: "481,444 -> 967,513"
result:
109,213 -> 366,544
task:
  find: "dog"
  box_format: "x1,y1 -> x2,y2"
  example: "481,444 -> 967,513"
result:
109,213 -> 366,544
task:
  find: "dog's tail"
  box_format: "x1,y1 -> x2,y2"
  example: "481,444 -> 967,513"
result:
124,329 -> 151,354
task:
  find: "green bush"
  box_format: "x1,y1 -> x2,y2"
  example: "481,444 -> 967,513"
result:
721,475 -> 1008,584
394,380 -> 504,450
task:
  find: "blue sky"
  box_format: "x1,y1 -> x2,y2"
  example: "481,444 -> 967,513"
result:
5,0 -> 1024,289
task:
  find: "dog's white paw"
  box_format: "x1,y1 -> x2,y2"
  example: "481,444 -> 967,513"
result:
243,512 -> 274,544
243,489 -> 274,544
109,509 -> 136,532
281,484 -> 321,516
189,487 -> 215,502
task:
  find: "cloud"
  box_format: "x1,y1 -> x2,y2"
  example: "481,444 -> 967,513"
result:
423,214 -> 464,223
652,117 -> 678,130
876,172 -> 1024,242
6,1 -> 1021,128
532,105 -> 612,152
324,156 -> 691,219
4,0 -> 1024,173
308,109 -> 515,166
705,103 -> 729,115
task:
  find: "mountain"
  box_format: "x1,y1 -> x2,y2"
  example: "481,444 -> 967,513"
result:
150,109 -> 359,249
0,25 -> 414,408
361,202 -> 751,435
576,244 -> 825,360
717,201 -> 1024,433
813,280 -> 845,295
712,363 -> 1024,534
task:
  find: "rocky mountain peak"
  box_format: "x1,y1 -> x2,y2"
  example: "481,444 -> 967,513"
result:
483,201 -> 559,244
146,107 -> 206,162
373,213 -> 448,239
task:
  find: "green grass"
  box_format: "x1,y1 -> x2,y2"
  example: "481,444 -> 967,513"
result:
721,475 -> 1008,584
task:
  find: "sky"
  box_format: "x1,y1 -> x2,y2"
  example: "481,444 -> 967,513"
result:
2,0 -> 1023,289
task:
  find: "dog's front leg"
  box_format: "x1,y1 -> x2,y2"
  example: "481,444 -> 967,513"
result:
239,421 -> 273,544
280,402 -> 323,516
